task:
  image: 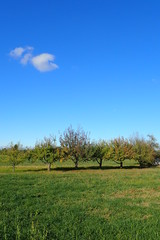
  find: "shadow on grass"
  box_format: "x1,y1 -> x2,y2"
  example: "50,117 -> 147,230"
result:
22,168 -> 47,172
22,165 -> 141,172
54,165 -> 141,171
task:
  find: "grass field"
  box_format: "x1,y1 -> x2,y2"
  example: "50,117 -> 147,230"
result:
1,161 -> 160,239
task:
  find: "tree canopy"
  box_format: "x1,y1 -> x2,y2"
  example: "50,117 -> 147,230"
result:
59,126 -> 90,168
35,136 -> 60,171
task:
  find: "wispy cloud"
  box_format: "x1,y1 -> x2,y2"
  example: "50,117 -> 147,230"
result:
20,53 -> 33,65
9,46 -> 58,72
10,47 -> 26,58
10,46 -> 33,58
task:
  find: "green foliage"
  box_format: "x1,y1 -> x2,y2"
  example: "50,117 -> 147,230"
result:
25,148 -> 37,163
0,128 -> 159,170
107,137 -> 134,168
131,136 -> 157,167
59,126 -> 90,168
1,143 -> 25,172
90,141 -> 109,168
35,136 -> 60,171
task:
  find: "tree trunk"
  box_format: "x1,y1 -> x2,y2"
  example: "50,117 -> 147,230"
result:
99,159 -> 103,169
13,164 -> 15,172
139,162 -> 143,168
75,160 -> 78,169
120,161 -> 123,168
48,163 -> 51,171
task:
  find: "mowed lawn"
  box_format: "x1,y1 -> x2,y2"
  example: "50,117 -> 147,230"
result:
1,164 -> 160,239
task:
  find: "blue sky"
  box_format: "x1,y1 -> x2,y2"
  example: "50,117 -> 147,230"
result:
0,0 -> 160,147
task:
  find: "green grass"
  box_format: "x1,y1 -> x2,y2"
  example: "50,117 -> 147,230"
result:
0,159 -> 139,171
1,163 -> 160,239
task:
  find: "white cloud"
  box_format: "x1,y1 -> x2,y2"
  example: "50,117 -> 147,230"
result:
9,46 -> 33,59
31,53 -> 58,72
20,53 -> 32,65
10,47 -> 25,58
26,46 -> 34,51
9,46 -> 58,72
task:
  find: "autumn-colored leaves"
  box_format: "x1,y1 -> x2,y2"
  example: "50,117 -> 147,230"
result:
0,127 -> 159,171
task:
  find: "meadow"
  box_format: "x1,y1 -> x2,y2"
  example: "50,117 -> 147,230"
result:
1,161 -> 160,239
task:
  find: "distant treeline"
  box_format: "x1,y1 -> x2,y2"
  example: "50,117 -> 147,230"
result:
0,126 -> 160,171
